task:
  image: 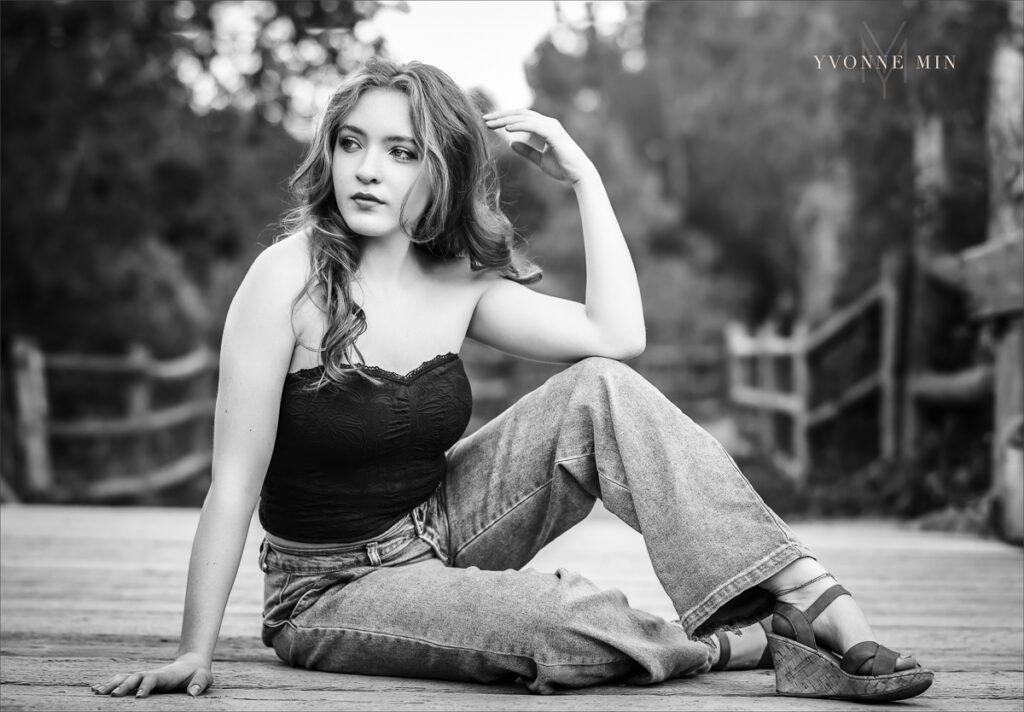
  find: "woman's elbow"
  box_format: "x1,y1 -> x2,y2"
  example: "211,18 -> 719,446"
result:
606,330 -> 646,361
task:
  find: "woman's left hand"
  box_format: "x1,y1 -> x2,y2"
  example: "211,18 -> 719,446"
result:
483,109 -> 596,186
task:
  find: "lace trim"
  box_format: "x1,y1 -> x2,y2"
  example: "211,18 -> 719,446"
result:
286,352 -> 460,384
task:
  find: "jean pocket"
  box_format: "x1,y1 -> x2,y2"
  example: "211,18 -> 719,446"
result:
264,568 -> 353,626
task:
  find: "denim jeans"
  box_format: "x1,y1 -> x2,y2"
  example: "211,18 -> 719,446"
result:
259,357 -> 814,694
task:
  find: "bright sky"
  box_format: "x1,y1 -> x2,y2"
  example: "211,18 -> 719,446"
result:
366,1 -> 562,110
185,1 -> 631,137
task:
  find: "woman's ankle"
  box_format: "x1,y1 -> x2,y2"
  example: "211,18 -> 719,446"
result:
762,557 -> 831,603
763,558 -> 876,653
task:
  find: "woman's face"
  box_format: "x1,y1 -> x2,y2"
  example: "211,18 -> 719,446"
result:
332,88 -> 430,241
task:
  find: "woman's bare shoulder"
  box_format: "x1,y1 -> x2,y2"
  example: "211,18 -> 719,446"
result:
224,233 -> 312,325
245,232 -> 312,290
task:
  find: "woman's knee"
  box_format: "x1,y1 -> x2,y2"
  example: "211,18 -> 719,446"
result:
531,568 -> 632,633
566,356 -> 640,387
563,356 -> 656,400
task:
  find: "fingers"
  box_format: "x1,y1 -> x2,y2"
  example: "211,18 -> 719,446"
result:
186,668 -> 214,697
135,673 -> 159,699
481,108 -> 541,121
91,673 -> 129,696
482,110 -> 558,137
510,140 -> 544,167
104,672 -> 142,697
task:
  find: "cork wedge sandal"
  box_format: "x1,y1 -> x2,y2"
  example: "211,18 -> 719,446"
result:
767,583 -> 934,702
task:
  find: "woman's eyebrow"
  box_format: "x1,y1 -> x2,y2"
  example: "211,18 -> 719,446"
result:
339,124 -> 416,145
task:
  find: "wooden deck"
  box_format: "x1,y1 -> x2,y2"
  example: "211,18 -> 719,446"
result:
1,503 -> 1021,711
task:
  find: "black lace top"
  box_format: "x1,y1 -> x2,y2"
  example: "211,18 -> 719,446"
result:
259,353 -> 472,542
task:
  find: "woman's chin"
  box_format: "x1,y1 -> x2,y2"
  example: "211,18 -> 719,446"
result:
341,217 -> 392,239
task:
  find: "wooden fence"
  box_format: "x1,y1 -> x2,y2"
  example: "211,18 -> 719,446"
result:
725,256 -> 901,482
10,338 -> 218,503
7,338 -> 726,505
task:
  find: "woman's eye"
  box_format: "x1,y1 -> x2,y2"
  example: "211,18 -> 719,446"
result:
391,147 -> 418,162
338,137 -> 360,152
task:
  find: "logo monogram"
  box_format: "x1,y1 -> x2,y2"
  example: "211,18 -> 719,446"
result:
861,21 -> 908,98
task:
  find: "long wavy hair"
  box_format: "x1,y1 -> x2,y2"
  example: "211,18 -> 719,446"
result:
280,58 -> 540,388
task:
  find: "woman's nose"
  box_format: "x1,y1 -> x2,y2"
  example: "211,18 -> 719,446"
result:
356,150 -> 381,184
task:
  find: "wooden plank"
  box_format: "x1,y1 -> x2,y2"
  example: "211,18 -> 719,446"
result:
11,338 -> 53,495
0,474 -> 21,503
45,346 -> 218,380
992,319 -> 1024,543
908,364 -> 994,403
729,386 -> 802,415
2,665 -> 1023,712
803,284 -> 882,352
879,253 -> 900,461
805,373 -> 881,428
48,399 -> 215,438
125,345 -> 153,493
723,323 -> 798,358
81,450 -> 213,501
790,324 -> 810,480
959,236 -> 1024,319
1,505 -> 1021,710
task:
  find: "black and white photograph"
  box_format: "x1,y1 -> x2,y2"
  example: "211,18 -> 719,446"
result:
1,1 -> 1022,709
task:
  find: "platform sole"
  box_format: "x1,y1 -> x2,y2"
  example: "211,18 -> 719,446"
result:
767,633 -> 934,703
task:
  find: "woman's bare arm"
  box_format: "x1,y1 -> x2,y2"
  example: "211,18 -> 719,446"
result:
469,110 -> 645,363
91,238 -> 307,698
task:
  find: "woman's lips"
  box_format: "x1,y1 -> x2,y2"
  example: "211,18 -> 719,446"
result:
351,193 -> 384,206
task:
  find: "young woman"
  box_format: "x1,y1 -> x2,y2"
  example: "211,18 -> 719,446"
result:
91,59 -> 933,702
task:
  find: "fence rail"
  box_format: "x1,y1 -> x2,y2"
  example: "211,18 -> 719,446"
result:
11,339 -> 218,503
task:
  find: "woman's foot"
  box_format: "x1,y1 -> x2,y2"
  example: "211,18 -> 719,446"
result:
765,559 -> 918,671
762,559 -> 932,701
705,617 -> 772,671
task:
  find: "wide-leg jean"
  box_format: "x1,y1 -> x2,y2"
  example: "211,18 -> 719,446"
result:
259,357 -> 815,694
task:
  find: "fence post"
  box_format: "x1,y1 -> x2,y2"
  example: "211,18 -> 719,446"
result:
126,344 -> 153,503
724,323 -> 743,404
12,338 -> 53,498
879,253 -> 901,462
188,346 -> 215,493
756,324 -> 777,452
791,322 -> 810,482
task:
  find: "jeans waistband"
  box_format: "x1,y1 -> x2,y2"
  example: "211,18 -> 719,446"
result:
264,509 -> 414,554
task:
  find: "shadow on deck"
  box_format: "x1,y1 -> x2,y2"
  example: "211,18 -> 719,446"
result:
1,504 -> 1021,711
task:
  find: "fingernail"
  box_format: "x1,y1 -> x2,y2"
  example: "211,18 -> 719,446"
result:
189,685 -> 201,696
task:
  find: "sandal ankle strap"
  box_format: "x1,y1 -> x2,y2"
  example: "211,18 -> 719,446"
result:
773,583 -> 851,650
802,584 -> 850,625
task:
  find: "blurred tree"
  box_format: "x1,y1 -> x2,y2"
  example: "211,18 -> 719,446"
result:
643,0 -> 847,327
521,4 -> 733,343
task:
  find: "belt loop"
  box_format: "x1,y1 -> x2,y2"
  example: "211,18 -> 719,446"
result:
366,541 -> 381,566
258,540 -> 269,572
412,502 -> 425,535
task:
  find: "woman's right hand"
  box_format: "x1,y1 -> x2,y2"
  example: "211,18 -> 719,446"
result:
90,652 -> 212,698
